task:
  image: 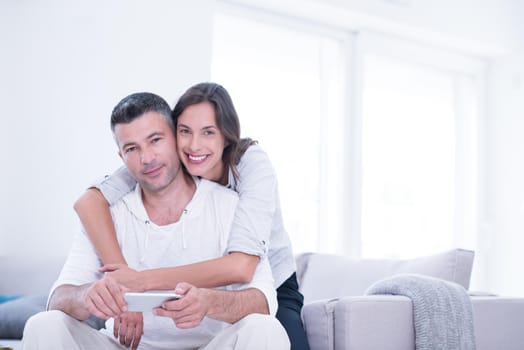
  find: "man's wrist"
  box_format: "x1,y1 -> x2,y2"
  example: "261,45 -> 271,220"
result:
138,270 -> 150,292
199,288 -> 214,319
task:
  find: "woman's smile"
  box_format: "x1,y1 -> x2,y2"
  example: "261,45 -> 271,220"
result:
187,153 -> 209,164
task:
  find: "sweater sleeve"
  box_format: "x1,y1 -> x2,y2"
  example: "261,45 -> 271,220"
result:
226,146 -> 276,258
89,166 -> 136,206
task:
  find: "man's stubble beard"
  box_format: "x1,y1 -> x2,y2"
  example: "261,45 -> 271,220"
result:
140,162 -> 183,195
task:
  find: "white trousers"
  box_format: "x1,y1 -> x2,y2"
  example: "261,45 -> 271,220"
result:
21,310 -> 290,350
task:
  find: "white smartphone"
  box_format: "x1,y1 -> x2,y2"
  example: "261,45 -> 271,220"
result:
124,291 -> 182,312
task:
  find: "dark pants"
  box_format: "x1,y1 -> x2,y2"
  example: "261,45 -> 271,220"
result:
276,273 -> 310,350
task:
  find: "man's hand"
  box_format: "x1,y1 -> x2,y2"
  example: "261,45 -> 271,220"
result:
82,275 -> 127,319
114,312 -> 144,350
100,264 -> 145,292
153,282 -> 209,329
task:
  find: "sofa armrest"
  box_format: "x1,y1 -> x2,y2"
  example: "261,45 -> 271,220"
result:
302,296 -> 415,350
334,295 -> 414,350
302,299 -> 338,350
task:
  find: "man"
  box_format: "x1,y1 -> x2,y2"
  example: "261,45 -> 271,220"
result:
22,92 -> 290,349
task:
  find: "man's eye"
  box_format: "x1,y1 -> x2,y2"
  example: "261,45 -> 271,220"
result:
125,146 -> 136,153
152,137 -> 162,143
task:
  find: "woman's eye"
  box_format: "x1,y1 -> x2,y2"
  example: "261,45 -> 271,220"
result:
178,128 -> 190,134
204,130 -> 215,136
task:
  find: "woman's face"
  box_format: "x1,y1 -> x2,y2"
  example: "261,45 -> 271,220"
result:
176,101 -> 226,182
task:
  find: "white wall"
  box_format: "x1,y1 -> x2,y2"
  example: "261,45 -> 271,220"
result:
0,0 -> 214,259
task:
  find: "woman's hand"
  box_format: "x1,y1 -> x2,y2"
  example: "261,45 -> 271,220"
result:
82,274 -> 128,320
100,264 -> 145,292
114,311 -> 144,350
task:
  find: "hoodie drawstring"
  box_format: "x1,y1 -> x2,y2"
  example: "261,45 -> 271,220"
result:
140,219 -> 151,264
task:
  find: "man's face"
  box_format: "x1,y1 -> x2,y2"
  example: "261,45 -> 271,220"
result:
114,111 -> 180,194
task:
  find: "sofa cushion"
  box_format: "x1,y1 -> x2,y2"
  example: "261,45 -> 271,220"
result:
296,248 -> 474,304
0,295 -> 105,340
0,295 -> 47,339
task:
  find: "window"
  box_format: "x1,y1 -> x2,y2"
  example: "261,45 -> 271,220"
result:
211,4 -> 485,266
211,6 -> 348,253
361,54 -> 458,258
355,33 -> 483,259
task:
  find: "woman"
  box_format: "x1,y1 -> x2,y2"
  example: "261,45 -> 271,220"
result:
75,82 -> 309,350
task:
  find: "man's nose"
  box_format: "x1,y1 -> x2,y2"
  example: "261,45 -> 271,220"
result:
140,147 -> 155,164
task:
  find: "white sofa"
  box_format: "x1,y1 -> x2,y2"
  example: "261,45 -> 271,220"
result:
2,249 -> 524,349
296,249 -> 524,350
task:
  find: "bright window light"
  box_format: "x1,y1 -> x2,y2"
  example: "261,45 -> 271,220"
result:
211,6 -> 482,264
360,53 -> 472,259
211,10 -> 346,254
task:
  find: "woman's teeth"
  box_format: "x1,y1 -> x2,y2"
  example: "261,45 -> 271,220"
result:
189,154 -> 206,161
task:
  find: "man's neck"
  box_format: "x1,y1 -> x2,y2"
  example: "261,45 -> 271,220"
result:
141,172 -> 196,226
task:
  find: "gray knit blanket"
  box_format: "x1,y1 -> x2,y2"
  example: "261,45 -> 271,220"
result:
365,274 -> 476,350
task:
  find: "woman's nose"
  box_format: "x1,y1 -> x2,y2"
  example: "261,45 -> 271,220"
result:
189,134 -> 201,151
